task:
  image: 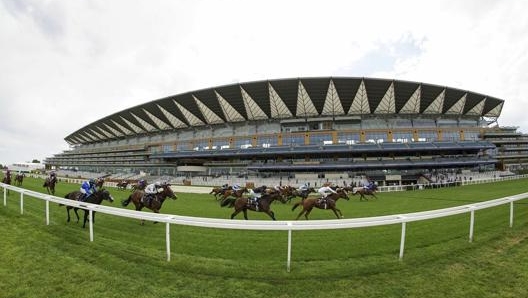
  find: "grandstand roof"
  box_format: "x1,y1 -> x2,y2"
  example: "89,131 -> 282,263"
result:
65,77 -> 505,145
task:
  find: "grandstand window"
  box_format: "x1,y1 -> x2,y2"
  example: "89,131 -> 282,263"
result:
443,130 -> 460,141
212,139 -> 230,149
417,130 -> 438,141
283,133 -> 304,146
365,131 -> 388,142
257,135 -> 278,147
234,137 -> 253,148
337,132 -> 360,144
392,131 -> 413,143
309,132 -> 332,145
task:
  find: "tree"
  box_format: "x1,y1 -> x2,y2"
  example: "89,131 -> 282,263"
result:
32,159 -> 40,163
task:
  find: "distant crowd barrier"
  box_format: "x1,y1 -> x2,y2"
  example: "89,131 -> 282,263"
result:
2,181 -> 527,272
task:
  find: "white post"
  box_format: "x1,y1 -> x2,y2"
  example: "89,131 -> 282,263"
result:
20,192 -> 24,215
45,200 -> 50,225
469,210 -> 475,242
89,209 -> 94,242
509,201 -> 514,228
287,222 -> 292,272
399,221 -> 406,260
166,222 -> 171,262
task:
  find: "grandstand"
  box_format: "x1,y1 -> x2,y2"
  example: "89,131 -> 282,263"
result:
44,77 -> 528,186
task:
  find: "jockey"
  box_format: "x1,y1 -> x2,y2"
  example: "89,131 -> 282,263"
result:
80,179 -> 97,202
138,179 -> 146,189
364,179 -> 375,191
318,185 -> 336,199
248,188 -> 261,208
221,183 -> 229,190
232,184 -> 241,191
144,181 -> 163,205
298,183 -> 309,192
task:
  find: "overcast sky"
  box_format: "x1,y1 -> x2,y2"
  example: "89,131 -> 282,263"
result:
1,0 -> 527,166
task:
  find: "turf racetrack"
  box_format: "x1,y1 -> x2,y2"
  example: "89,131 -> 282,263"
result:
1,177 -> 528,298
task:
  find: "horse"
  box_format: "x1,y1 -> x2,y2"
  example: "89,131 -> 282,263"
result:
116,180 -> 129,190
210,186 -> 230,200
220,191 -> 286,220
2,172 -> 12,194
95,177 -> 105,189
61,189 -> 114,228
43,176 -> 57,195
14,173 -> 24,186
292,188 -> 349,220
219,187 -> 248,201
121,183 -> 177,224
350,184 -> 378,201
130,181 -> 147,192
289,187 -> 316,203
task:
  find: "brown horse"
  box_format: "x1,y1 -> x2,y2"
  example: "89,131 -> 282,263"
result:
350,184 -> 378,201
121,183 -> 177,224
220,191 -> 286,220
14,173 -> 24,186
292,188 -> 349,220
116,180 -> 129,190
210,186 -> 230,200
61,189 -> 114,228
220,187 -> 248,201
95,177 -> 105,189
43,176 -> 57,195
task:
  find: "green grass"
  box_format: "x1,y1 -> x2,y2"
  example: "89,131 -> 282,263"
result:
1,177 -> 528,297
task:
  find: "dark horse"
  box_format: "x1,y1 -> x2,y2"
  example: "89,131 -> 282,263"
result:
2,171 -> 11,194
350,184 -> 378,201
292,188 -> 349,220
121,183 -> 177,224
43,176 -> 57,195
61,189 -> 114,228
290,187 -> 316,202
220,191 -> 286,220
14,173 -> 24,186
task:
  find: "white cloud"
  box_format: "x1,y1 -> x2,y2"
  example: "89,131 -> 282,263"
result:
1,0 -> 527,165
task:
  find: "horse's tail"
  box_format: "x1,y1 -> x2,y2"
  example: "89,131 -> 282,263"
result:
220,197 -> 235,208
291,202 -> 301,211
121,195 -> 131,207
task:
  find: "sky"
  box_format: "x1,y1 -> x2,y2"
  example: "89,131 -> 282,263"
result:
1,0 -> 528,166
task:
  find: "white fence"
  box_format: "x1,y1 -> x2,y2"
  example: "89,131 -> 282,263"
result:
2,182 -> 528,272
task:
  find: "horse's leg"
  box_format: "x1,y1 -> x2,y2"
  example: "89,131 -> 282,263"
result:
304,207 -> 314,220
242,209 -> 248,220
266,210 -> 276,220
82,210 -> 89,228
332,207 -> 343,219
296,207 -> 307,220
230,208 -> 242,219
73,208 -> 80,223
66,207 -> 71,222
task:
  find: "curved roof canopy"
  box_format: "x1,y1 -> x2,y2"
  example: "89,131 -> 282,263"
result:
65,77 -> 504,145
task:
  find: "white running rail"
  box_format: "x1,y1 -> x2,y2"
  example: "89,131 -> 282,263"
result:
2,182 -> 527,272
